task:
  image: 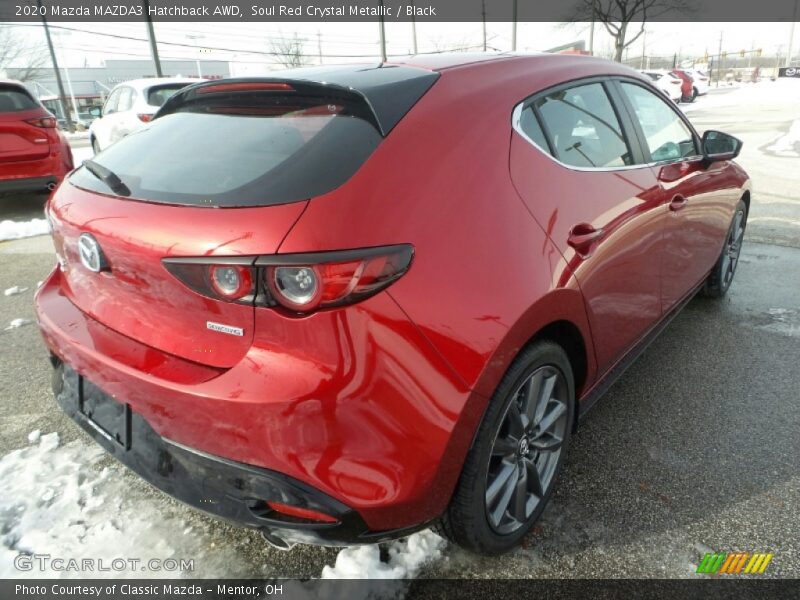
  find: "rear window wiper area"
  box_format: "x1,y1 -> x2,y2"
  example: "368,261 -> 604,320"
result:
82,159 -> 131,197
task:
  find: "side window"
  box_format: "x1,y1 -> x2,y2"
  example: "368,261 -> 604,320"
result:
620,82 -> 698,163
534,82 -> 632,168
517,106 -> 549,151
103,89 -> 121,115
116,87 -> 135,113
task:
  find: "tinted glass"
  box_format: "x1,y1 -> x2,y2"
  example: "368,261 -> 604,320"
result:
147,84 -> 191,107
518,106 -> 549,151
0,85 -> 38,112
535,83 -> 632,168
621,82 -> 697,162
70,96 -> 383,207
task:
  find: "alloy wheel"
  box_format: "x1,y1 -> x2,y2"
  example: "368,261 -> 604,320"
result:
485,365 -> 569,535
721,209 -> 745,288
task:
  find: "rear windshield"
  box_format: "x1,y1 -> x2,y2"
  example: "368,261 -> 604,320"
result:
70,94 -> 383,207
146,84 -> 191,107
0,85 -> 38,112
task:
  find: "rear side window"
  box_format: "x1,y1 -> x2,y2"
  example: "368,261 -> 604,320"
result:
70,93 -> 383,207
0,85 -> 38,112
147,84 -> 190,107
116,87 -> 135,112
534,83 -> 632,168
517,106 -> 550,151
620,82 -> 697,162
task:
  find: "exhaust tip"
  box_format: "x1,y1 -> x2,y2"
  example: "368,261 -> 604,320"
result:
47,182 -> 57,191
261,529 -> 295,551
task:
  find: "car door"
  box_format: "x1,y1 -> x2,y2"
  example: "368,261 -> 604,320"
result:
614,80 -> 733,312
109,86 -> 135,144
96,88 -> 121,149
509,78 -> 666,374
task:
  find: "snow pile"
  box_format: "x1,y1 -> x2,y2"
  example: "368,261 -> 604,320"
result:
322,530 -> 445,579
4,286 -> 29,297
0,433 -> 244,578
71,146 -> 95,164
0,219 -> 49,242
682,79 -> 800,114
3,318 -> 33,330
765,119 -> 800,158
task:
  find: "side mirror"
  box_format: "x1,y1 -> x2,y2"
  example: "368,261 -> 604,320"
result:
702,130 -> 742,164
89,107 -> 102,118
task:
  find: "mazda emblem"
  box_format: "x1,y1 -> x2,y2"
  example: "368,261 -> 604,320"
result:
78,233 -> 107,272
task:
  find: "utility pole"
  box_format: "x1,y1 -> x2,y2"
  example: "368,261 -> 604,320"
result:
142,0 -> 163,77
640,29 -> 647,69
317,31 -> 323,64
588,0 -> 595,55
481,0 -> 487,51
378,0 -> 387,62
411,1 -> 418,54
37,0 -> 74,133
512,0 -> 518,51
786,0 -> 798,67
716,30 -> 723,87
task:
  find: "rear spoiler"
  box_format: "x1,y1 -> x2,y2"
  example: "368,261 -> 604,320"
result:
158,65 -> 440,137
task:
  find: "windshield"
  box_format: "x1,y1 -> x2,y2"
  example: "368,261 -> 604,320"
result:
70,96 -> 382,207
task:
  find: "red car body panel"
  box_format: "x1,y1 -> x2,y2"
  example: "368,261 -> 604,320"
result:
0,80 -> 73,192
671,69 -> 694,99
35,55 -> 751,537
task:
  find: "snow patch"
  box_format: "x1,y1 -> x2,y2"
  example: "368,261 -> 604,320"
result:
4,286 -> 29,297
4,318 -> 33,330
765,119 -> 800,157
27,430 -> 41,444
0,219 -> 49,242
0,433 -> 246,578
71,146 -> 95,165
322,530 -> 445,579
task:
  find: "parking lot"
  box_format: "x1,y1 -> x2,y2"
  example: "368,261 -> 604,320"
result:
1,82 -> 798,581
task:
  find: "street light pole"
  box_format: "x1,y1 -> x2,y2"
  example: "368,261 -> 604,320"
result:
512,0 -> 518,51
37,0 -> 74,132
142,0 -> 163,77
411,1 -> 418,54
786,0 -> 798,68
378,0 -> 387,62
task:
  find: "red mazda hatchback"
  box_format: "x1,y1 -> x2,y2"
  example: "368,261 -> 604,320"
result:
36,54 -> 750,554
0,80 -> 73,194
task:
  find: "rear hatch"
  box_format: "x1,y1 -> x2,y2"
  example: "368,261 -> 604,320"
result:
0,84 -> 51,163
52,70 -> 437,368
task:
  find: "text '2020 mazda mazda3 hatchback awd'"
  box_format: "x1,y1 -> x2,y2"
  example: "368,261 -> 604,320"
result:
36,54 -> 750,554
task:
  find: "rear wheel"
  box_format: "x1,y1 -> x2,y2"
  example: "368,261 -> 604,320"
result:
437,341 -> 574,554
91,137 -> 101,155
704,199 -> 747,298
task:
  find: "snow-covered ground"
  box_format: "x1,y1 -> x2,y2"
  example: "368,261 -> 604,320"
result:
0,219 -> 49,242
71,145 -> 94,165
0,433 -> 445,580
681,78 -> 800,114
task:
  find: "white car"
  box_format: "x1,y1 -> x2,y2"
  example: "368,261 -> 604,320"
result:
685,69 -> 710,96
89,77 -> 201,153
640,70 -> 683,103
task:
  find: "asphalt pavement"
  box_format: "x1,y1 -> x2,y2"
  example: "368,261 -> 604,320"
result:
0,85 -> 798,580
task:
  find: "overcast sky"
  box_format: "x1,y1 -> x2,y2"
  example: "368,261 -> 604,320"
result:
4,20 -> 798,74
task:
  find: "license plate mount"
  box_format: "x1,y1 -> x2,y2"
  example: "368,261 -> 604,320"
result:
79,377 -> 131,450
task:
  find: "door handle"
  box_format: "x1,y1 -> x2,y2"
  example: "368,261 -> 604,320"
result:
669,194 -> 688,211
568,223 -> 604,254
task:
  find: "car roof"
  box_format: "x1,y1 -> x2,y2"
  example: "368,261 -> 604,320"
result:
0,78 -> 28,88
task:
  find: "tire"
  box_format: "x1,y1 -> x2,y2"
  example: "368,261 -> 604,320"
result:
703,199 -> 747,298
436,340 -> 575,555
682,93 -> 695,103
692,87 -> 699,100
91,137 -> 101,155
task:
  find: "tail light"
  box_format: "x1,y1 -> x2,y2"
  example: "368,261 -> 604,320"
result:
163,245 -> 413,314
137,113 -> 153,123
26,117 -> 57,128
265,501 -> 338,523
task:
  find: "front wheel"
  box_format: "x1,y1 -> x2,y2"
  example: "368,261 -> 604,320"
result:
704,199 -> 747,298
437,341 -> 574,554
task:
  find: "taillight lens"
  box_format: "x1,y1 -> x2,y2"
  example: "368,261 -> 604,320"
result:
137,113 -> 153,123
162,245 -> 413,314
26,117 -> 57,128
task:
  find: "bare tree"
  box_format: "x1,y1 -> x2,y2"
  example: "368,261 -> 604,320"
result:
0,25 -> 47,81
268,34 -> 309,69
572,0 -> 691,62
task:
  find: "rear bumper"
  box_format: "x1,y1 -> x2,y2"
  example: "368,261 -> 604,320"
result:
52,362 -> 423,546
0,175 -> 57,193
35,266 -> 473,537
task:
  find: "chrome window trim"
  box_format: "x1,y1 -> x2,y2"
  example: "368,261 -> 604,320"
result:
511,87 -> 703,173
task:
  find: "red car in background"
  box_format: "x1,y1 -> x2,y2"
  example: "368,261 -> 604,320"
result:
671,68 -> 696,102
0,80 -> 73,194
36,54 -> 750,555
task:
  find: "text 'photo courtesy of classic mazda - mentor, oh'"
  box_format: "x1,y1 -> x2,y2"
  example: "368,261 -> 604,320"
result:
34,53 -> 750,555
